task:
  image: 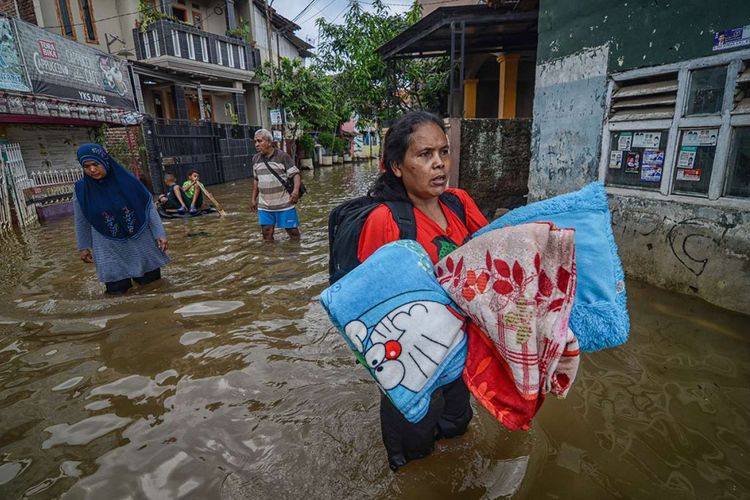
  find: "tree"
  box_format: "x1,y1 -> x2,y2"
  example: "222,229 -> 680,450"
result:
316,0 -> 448,126
256,57 -> 344,156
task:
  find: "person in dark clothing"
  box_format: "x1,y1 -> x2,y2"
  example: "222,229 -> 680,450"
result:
356,111 -> 489,471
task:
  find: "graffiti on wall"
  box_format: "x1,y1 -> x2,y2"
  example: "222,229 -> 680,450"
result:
611,202 -> 741,277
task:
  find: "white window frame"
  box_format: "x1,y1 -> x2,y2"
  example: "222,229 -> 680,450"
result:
599,48 -> 750,208
227,44 -> 235,68
200,37 -> 209,63
216,40 -> 223,65
172,30 -> 182,57
239,46 -> 246,70
151,30 -> 160,57
142,32 -> 151,58
187,33 -> 196,60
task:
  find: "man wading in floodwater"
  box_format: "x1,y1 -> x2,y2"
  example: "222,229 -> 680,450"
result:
250,129 -> 302,241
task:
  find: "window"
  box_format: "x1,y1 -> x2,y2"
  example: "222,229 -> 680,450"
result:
685,66 -> 726,116
55,0 -> 76,39
216,40 -> 223,65
227,44 -> 234,68
725,127 -> 750,197
77,0 -> 97,42
606,130 -> 668,190
172,6 -> 188,22
601,52 -> 750,201
239,46 -> 246,70
192,11 -> 202,29
672,128 -> 717,195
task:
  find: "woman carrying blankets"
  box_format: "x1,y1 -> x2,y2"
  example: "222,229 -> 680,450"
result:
74,143 -> 170,295
357,111 -> 488,470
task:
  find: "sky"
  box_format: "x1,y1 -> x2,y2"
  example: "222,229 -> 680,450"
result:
273,0 -> 412,49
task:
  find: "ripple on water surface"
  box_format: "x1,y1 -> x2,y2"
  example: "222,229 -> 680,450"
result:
174,301 -> 244,317
0,168 -> 748,499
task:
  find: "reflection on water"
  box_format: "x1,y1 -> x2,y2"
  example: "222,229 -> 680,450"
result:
0,162 -> 748,498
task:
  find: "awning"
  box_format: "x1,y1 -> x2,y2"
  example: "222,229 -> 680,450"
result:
377,4 -> 538,118
378,5 -> 537,60
0,92 -> 143,126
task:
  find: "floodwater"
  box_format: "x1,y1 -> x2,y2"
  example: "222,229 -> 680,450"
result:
0,161 -> 748,499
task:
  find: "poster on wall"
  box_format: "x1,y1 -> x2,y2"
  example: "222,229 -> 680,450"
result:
632,131 -> 661,149
272,129 -> 282,141
0,18 -> 31,92
713,25 -> 750,51
676,168 -> 702,181
617,132 -> 632,151
14,19 -> 135,109
640,166 -> 662,182
642,149 -> 664,167
609,150 -> 623,168
624,152 -> 640,173
682,129 -> 718,146
270,109 -> 283,125
678,146 -> 697,167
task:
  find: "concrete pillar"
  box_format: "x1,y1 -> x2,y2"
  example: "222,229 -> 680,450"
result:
463,79 -> 478,119
497,53 -> 520,119
225,0 -> 238,31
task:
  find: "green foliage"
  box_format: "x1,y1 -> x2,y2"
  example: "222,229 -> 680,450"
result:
332,136 -> 347,155
256,57 -> 348,136
137,0 -> 175,31
315,0 -> 448,124
318,132 -> 336,152
226,18 -> 252,42
298,134 -> 316,158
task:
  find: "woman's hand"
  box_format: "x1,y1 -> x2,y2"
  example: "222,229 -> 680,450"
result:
289,190 -> 300,204
80,249 -> 93,263
156,238 -> 168,252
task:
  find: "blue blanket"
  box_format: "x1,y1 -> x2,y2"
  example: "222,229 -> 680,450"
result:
320,240 -> 467,423
475,182 -> 629,352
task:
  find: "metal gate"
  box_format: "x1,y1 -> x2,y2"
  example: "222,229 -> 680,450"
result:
1,143 -> 38,232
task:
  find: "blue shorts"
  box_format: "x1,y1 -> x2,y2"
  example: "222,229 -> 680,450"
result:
258,207 -> 299,229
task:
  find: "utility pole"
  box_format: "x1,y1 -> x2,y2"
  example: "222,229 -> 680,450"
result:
264,0 -> 275,83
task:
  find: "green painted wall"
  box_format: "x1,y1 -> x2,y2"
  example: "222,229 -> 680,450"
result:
538,0 -> 750,71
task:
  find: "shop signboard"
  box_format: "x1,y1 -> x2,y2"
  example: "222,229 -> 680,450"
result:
14,19 -> 136,110
0,17 -> 31,92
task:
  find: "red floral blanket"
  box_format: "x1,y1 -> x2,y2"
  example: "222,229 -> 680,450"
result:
435,222 -> 580,430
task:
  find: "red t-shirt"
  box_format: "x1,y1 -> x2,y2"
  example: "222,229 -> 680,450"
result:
358,188 -> 489,265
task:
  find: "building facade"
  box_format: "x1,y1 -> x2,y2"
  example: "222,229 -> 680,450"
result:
531,0 -> 750,314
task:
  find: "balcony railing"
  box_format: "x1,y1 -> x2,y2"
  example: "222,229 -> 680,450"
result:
133,20 -> 261,73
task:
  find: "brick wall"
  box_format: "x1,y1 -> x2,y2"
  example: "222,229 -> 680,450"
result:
0,0 -> 38,24
458,118 -> 531,218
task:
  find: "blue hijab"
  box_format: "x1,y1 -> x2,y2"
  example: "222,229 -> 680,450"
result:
74,143 -> 152,240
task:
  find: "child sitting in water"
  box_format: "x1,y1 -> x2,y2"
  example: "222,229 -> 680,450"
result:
158,171 -> 204,214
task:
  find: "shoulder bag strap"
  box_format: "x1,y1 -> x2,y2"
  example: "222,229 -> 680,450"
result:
263,159 -> 292,190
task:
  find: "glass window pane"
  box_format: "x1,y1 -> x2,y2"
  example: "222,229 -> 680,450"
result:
672,129 -> 718,196
606,130 -> 668,190
725,127 -> 750,198
686,66 -> 727,116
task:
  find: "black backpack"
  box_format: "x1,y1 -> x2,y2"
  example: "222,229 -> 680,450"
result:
328,192 -> 467,284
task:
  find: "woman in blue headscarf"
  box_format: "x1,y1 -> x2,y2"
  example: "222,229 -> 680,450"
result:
74,143 -> 170,295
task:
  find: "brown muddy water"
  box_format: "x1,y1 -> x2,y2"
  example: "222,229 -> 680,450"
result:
0,161 -> 748,499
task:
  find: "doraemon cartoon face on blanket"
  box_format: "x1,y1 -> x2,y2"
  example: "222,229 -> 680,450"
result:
320,240 -> 468,423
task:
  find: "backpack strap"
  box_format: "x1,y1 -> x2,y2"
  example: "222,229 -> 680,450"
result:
440,191 -> 467,228
384,200 -> 416,240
